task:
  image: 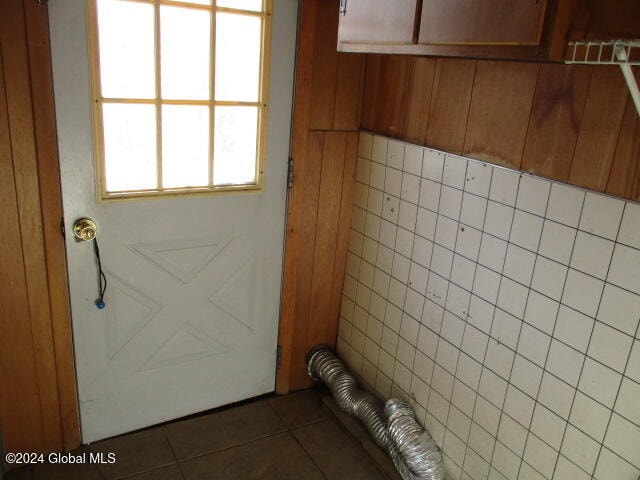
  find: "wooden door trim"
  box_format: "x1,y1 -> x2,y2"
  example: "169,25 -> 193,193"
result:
276,0 -> 318,394
23,0 -> 80,451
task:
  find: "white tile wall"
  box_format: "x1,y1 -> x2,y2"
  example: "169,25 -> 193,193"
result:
337,132 -> 640,480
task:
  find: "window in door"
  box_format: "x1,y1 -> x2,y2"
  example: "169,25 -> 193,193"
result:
89,0 -> 270,199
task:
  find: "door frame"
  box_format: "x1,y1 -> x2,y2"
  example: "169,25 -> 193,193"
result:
1,0 -> 80,453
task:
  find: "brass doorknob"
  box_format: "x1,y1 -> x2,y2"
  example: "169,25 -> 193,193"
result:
73,218 -> 97,241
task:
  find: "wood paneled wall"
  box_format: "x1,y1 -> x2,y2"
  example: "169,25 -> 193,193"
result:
0,0 -> 79,455
277,0 -> 364,392
361,55 -> 640,201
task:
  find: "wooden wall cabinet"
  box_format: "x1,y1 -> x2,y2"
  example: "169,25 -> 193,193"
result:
338,0 -> 575,60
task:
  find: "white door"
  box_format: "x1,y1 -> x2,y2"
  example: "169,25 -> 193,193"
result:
49,0 -> 297,443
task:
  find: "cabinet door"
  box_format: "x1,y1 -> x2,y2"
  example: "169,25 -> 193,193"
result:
419,0 -> 548,45
338,0 -> 420,44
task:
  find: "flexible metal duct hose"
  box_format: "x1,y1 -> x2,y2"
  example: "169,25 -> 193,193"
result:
307,346 -> 444,480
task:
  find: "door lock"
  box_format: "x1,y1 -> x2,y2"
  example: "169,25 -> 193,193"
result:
73,218 -> 98,241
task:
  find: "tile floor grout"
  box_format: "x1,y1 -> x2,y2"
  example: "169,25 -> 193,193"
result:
7,388 -> 392,480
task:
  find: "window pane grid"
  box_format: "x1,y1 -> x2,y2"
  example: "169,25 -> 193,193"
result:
91,0 -> 269,198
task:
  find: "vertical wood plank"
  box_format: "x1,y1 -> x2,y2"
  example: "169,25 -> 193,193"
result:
23,0 -> 80,451
1,0 -> 62,452
333,52 -> 365,131
277,0 -> 318,393
425,58 -> 476,154
401,57 -> 436,144
327,132 -> 358,348
0,40 -> 47,455
606,68 -> 640,201
306,132 -> 347,352
371,55 -> 412,137
308,0 -> 339,130
360,54 -> 382,130
569,66 -> 629,191
464,61 -> 539,169
289,132 -> 324,390
521,64 -> 592,181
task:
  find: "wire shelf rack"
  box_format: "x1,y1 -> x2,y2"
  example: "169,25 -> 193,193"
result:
566,39 -> 640,65
566,40 -> 640,117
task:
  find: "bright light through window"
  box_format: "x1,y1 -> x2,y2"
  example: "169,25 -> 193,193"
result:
90,0 -> 269,198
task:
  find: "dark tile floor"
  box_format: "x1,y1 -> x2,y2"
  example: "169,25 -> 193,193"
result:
5,388 -> 391,480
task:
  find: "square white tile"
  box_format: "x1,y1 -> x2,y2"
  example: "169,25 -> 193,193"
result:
435,215 -> 459,250
570,391 -> 612,442
530,403 -> 566,450
524,432 -> 559,479
443,154 -> 468,189
587,321 -> 633,373
561,269 -> 604,317
467,295 -> 495,334
546,339 -> 585,387
497,413 -> 528,456
510,210 -> 544,252
478,233 -> 508,272
626,340 -> 640,384
401,172 -> 421,204
484,201 -> 515,241
473,265 -> 501,304
517,323 -> 551,367
614,378 -> 640,428
416,207 -> 437,241
578,357 -> 622,408
386,139 -> 405,168
597,283 -> 640,335
618,202 -> 640,249
531,256 -> 568,301
503,385 -> 535,427
422,149 -> 445,182
570,231 -> 615,280
412,235 -> 433,268
484,339 -> 515,381
419,178 -> 441,212
491,308 -> 522,350
455,224 -> 482,262
398,200 -> 418,232
538,371 -> 575,419
538,219 -> 577,265
460,192 -> 488,230
561,424 -> 601,474
371,135 -> 389,164
489,168 -> 519,206
395,228 -> 415,258
465,161 -> 493,198
604,414 -> 640,469
607,243 -> 640,295
510,354 -> 543,397
403,144 -> 423,176
439,185 -> 464,220
516,174 -> 551,217
553,305 -> 594,353
503,243 -> 536,286
384,166 -> 402,197
546,182 -> 585,228
451,254 -> 476,291
594,447 -> 640,480
579,192 -> 625,240
497,277 -> 529,319
523,290 -> 559,335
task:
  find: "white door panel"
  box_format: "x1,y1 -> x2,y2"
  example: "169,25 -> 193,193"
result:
49,0 -> 297,443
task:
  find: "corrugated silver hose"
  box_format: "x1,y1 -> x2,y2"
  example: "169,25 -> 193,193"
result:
307,346 -> 444,480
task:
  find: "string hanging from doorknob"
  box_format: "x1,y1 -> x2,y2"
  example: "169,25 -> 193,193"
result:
93,237 -> 107,309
